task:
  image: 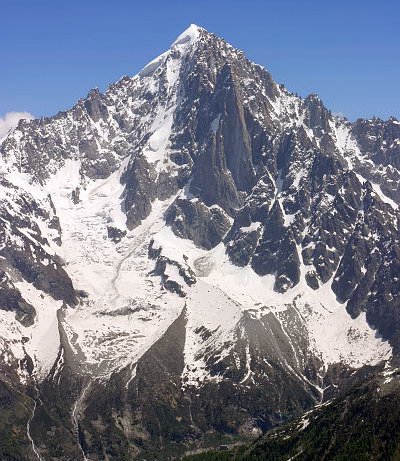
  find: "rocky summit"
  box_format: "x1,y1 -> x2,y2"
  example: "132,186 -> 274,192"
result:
0,24 -> 399,460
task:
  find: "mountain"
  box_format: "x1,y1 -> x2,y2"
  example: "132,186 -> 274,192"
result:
0,24 -> 399,460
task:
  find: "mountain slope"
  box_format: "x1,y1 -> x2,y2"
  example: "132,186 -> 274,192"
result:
183,366 -> 400,461
0,24 -> 399,459
243,366 -> 400,461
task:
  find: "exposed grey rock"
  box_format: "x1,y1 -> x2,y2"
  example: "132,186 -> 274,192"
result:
166,198 -> 231,249
107,225 -> 127,243
0,270 -> 36,326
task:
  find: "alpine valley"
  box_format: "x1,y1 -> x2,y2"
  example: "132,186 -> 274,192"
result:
0,25 -> 399,460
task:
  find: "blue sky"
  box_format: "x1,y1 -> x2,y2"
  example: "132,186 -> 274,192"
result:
1,0 -> 399,121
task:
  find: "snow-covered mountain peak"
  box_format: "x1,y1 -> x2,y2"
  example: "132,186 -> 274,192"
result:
139,24 -> 204,78
172,23 -> 204,46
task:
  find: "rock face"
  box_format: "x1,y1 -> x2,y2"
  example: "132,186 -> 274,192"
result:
0,24 -> 398,460
166,198 -> 231,249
